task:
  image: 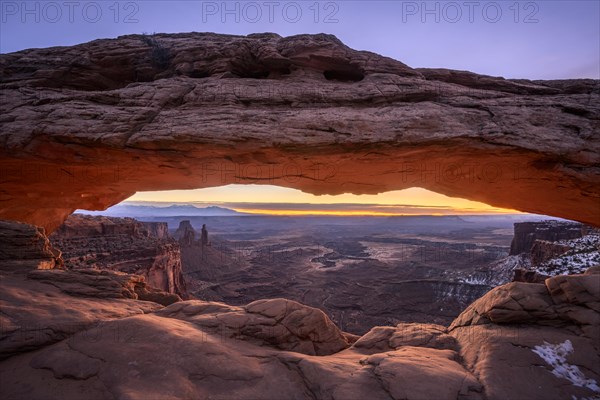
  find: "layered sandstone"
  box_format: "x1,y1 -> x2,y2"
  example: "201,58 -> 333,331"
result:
49,214 -> 187,298
173,219 -> 197,246
0,220 -> 62,271
509,221 -> 586,255
0,33 -> 598,231
449,273 -> 600,400
505,221 -> 600,281
530,240 -> 573,265
0,219 -> 179,359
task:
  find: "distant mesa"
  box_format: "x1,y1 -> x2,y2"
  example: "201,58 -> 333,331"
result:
509,220 -> 596,255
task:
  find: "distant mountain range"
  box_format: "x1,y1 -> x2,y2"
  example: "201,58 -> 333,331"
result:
76,204 -> 245,218
76,202 -> 549,220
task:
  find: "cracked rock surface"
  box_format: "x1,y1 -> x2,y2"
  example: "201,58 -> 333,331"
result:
449,274 -> 600,400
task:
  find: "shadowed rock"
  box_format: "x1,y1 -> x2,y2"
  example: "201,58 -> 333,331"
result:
173,220 -> 197,247
0,220 -> 62,271
50,214 -> 187,298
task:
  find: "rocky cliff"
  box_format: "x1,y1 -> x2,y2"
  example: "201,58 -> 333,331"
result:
173,219 -> 197,246
530,240 -> 573,265
505,221 -> 600,279
1,33 -> 599,231
509,220 -> 586,255
139,221 -> 170,239
49,214 -> 187,298
1,219 -> 599,400
0,220 -> 62,271
456,221 -> 600,287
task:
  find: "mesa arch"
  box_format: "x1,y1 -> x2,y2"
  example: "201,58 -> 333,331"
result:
0,32 -> 598,232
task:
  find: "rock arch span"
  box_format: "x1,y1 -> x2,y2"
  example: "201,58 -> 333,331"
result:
0,32 -> 598,231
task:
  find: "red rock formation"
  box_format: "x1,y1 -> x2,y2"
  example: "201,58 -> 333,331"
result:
0,220 -> 62,271
141,221 -> 170,239
0,33 -> 598,231
173,220 -> 196,247
156,298 -> 350,356
49,214 -> 187,298
201,224 -> 209,246
510,221 -> 586,255
2,265 -> 598,399
530,240 -> 572,265
512,268 -> 550,283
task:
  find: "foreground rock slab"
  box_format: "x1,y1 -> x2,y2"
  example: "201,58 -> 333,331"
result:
156,298 -> 351,356
449,272 -> 600,400
0,309 -> 484,400
1,271 -> 599,399
0,272 -> 161,360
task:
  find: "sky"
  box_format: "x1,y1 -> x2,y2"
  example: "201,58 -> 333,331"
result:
2,1 -> 598,215
127,185 -> 521,215
2,1 -> 598,79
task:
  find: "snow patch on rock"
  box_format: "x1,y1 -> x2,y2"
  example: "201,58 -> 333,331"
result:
532,340 -> 600,393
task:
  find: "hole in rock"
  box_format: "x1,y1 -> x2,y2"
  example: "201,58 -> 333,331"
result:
54,184 -> 596,336
324,69 -> 365,82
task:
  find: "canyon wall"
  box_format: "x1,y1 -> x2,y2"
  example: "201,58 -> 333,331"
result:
530,240 -> 573,265
0,33 -> 598,231
509,221 -> 586,255
50,214 -> 187,298
0,220 -> 62,272
506,220 -> 600,282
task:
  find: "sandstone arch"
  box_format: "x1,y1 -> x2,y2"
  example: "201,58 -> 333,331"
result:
0,32 -> 598,231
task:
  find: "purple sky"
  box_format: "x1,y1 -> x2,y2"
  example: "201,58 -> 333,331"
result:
1,0 -> 599,79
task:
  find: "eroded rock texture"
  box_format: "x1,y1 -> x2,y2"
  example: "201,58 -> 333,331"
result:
0,33 -> 598,231
510,221 -> 587,255
0,220 -> 62,271
449,274 -> 600,400
50,214 -> 187,298
1,267 -> 599,399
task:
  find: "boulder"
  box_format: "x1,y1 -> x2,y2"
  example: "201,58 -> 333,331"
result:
156,298 -> 350,356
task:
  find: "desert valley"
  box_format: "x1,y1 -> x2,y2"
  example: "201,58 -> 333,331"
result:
51,210 -> 600,336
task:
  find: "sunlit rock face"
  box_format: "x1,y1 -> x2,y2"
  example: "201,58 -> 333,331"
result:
0,32 -> 599,231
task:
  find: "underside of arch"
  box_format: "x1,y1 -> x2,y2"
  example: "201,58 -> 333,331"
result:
0,33 -> 598,231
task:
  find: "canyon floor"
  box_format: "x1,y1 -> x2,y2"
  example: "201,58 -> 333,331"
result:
149,215 -> 521,334
1,217 -> 599,400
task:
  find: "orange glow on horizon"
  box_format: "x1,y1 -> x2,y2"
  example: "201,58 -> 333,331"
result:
127,185 -> 524,215
233,208 -> 520,217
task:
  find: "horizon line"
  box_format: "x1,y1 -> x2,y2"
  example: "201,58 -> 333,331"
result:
120,200 -> 523,212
